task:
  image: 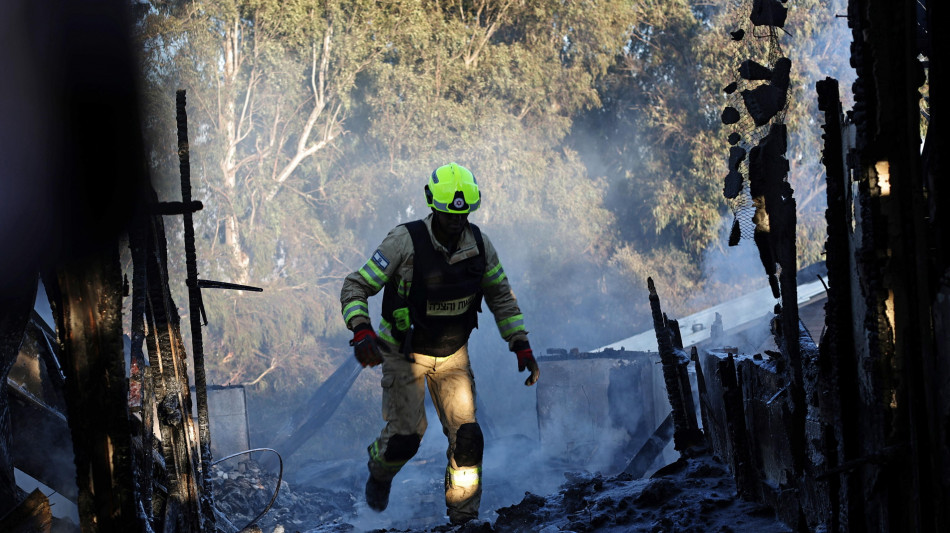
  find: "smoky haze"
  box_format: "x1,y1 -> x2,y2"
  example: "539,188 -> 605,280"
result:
163,1 -> 859,530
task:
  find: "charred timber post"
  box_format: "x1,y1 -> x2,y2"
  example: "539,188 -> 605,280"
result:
129,208 -> 159,524
144,185 -> 203,531
128,213 -> 150,517
816,76 -> 857,532
0,277 -> 38,516
690,347 -> 712,442
48,247 -> 141,531
176,89 -> 216,530
648,278 -> 703,452
718,355 -> 757,499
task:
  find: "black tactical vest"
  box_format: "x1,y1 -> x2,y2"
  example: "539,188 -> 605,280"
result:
381,220 -> 486,357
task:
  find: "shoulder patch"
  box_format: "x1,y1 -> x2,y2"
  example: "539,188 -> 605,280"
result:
372,249 -> 390,270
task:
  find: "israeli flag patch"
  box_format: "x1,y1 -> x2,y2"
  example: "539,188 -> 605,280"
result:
372,250 -> 390,270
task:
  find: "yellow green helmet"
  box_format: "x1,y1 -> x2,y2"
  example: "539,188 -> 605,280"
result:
425,163 -> 480,214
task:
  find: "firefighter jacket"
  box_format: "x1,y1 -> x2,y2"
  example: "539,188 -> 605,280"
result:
340,213 -> 528,353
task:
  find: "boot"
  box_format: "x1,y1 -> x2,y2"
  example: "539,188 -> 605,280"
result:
365,475 -> 392,512
448,511 -> 476,526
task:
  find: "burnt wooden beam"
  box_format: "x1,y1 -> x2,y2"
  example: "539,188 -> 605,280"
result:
817,76 -> 860,533
176,89 -> 216,530
128,208 -> 156,526
690,347 -> 712,444
647,278 -> 704,452
152,201 -> 204,216
718,354 -> 757,499
143,212 -> 203,533
623,413 -> 674,478
844,1 -> 939,531
47,246 -> 141,532
0,489 -> 51,533
195,280 -> 263,292
0,278 -> 37,517
263,356 -> 362,469
7,383 -> 75,501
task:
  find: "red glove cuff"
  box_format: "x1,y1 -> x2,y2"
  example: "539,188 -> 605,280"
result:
515,348 -> 534,367
353,323 -> 376,342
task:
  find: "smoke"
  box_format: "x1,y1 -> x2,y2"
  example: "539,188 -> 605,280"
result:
234,2 -> 861,529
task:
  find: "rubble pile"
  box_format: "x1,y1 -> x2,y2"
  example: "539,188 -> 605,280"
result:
212,460 -> 356,532
489,452 -> 790,533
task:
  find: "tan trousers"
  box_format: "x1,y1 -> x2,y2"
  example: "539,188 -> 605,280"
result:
368,343 -> 481,521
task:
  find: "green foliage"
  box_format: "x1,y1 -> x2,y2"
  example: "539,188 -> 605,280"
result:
137,0 -> 843,398
572,0 -> 852,298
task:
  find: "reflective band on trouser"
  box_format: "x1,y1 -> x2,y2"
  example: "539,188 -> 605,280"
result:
358,260 -> 389,291
496,314 -> 525,337
482,262 -> 506,287
378,318 -> 398,346
446,465 -> 481,488
369,441 -> 408,473
342,300 -> 370,323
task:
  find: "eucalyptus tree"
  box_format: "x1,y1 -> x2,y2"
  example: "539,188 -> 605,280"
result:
333,0 -> 641,348
139,0 -> 402,389
572,0 -> 854,311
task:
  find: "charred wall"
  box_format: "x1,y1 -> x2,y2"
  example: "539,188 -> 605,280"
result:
687,3 -> 950,532
813,0 -> 949,531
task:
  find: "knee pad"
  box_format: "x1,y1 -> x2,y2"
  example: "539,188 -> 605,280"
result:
453,423 -> 484,467
384,433 -> 421,463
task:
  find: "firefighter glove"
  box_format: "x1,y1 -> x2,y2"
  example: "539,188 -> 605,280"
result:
350,323 -> 383,367
513,342 -> 539,386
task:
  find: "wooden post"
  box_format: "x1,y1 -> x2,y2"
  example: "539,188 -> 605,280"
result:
0,278 -> 37,517
718,354 -> 756,499
648,278 -> 704,452
0,489 -> 52,533
690,347 -> 712,440
143,213 -> 203,532
47,246 -> 141,531
176,89 -> 217,530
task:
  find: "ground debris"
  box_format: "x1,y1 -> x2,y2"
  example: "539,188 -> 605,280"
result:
487,453 -> 791,533
212,460 -> 356,533
214,453 -> 791,533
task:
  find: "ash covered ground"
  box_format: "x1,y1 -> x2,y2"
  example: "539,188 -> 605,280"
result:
215,450 -> 791,533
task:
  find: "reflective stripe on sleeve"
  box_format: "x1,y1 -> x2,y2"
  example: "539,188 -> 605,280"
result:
358,259 -> 389,291
496,314 -> 525,337
482,262 -> 507,287
342,300 -> 370,324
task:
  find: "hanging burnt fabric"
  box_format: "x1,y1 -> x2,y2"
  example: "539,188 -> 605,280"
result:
725,146 -> 747,199
770,58 -> 791,92
728,146 -> 747,171
750,0 -> 787,28
724,170 -> 744,199
739,60 -> 773,81
721,106 -> 741,125
740,58 -> 790,127
741,85 -> 786,126
748,124 -> 789,198
728,218 -> 742,247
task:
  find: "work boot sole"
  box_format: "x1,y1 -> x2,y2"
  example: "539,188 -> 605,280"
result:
365,476 -> 392,512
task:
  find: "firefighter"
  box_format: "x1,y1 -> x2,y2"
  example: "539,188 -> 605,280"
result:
340,162 -> 540,525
